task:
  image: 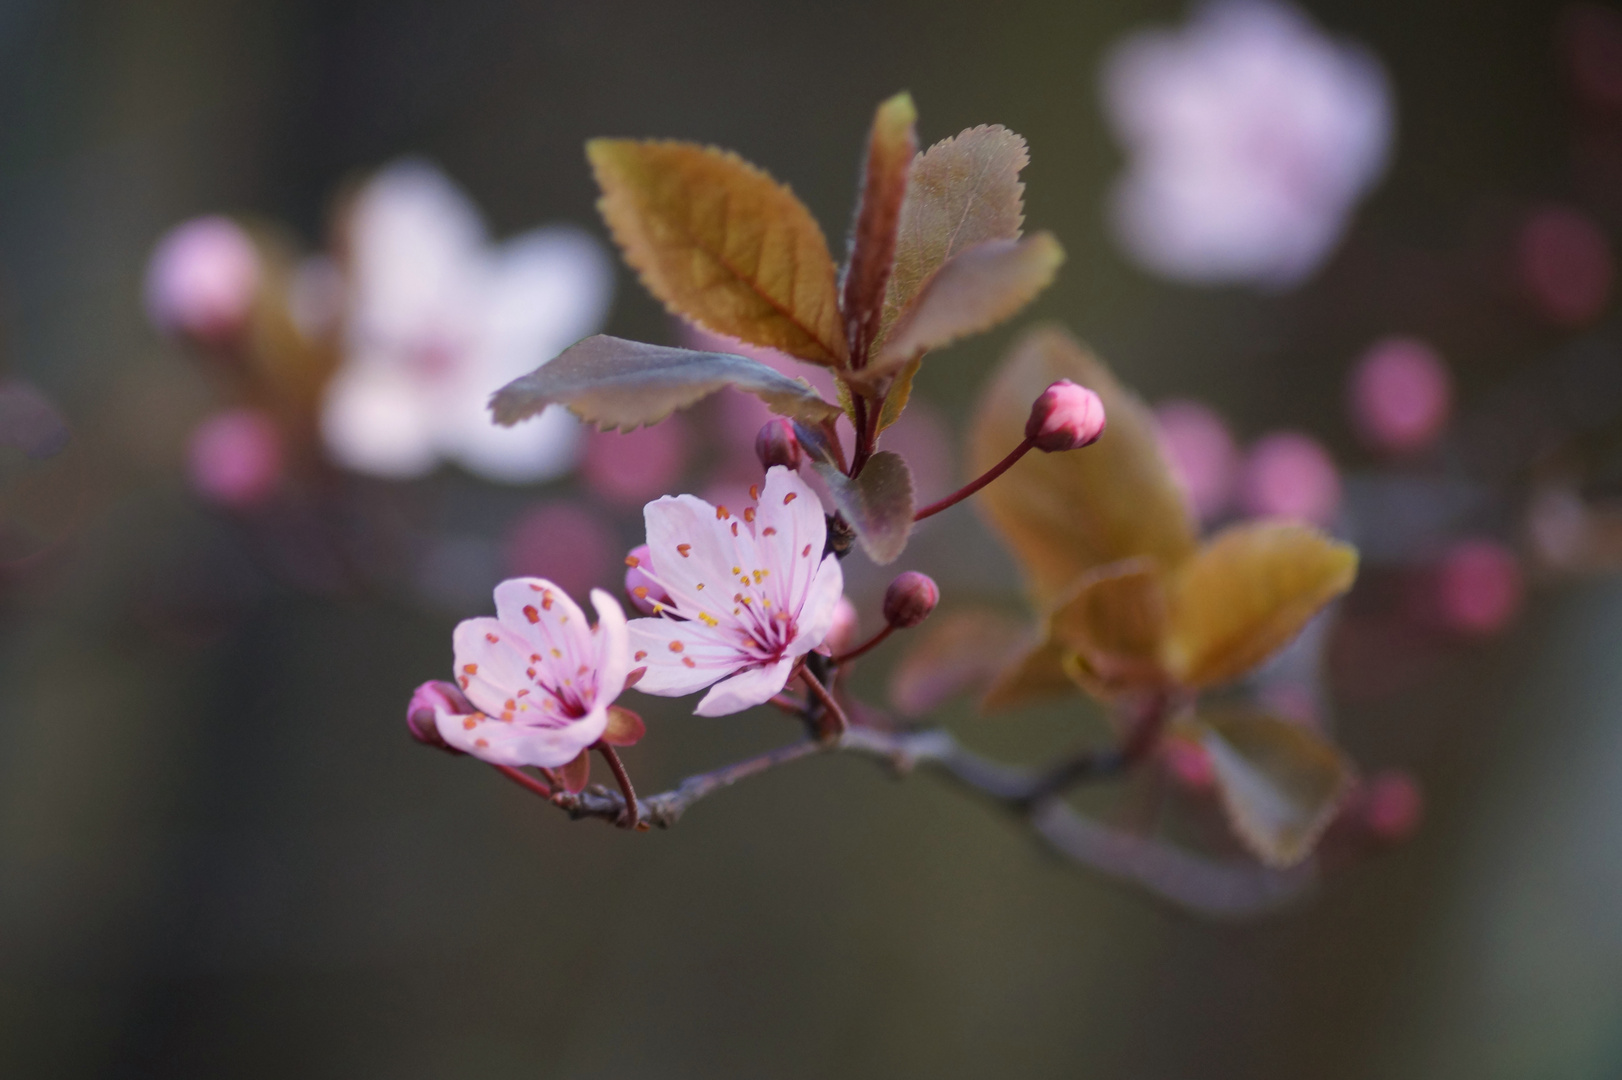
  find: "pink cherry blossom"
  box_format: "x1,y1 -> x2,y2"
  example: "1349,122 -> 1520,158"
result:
1026,379 -> 1107,452
187,408 -> 284,507
1101,0 -> 1392,288
1238,430 -> 1341,526
319,160 -> 613,483
145,216 -> 261,346
1348,337 -> 1452,454
627,466 -> 844,717
434,578 -> 630,768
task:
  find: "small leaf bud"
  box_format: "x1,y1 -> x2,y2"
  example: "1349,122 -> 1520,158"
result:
406,680 -> 471,754
623,544 -> 673,615
755,417 -> 803,471
1026,379 -> 1106,452
882,571 -> 939,629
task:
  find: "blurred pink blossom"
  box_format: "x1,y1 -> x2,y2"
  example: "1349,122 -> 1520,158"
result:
1238,430 -> 1341,526
1101,0 -> 1392,287
582,414 -> 691,506
187,408 -> 283,507
320,160 -> 613,483
1347,336 -> 1452,454
1517,205 -> 1613,326
1436,539 -> 1524,636
1357,770 -> 1423,842
1162,737 -> 1215,792
825,596 -> 860,656
145,216 -> 261,346
503,501 -> 616,600
1154,399 -> 1239,521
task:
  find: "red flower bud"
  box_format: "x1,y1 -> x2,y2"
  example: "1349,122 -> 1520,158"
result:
755,417 -> 803,471
882,571 -> 939,628
406,680 -> 472,754
1026,380 -> 1106,452
623,544 -> 672,615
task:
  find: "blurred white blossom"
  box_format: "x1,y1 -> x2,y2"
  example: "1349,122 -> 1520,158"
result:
320,160 -> 613,482
1101,0 -> 1393,288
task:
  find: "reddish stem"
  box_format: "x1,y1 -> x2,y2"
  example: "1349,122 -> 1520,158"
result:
594,742 -> 641,830
913,436 -> 1036,521
494,765 -> 554,799
832,623 -> 894,665
798,666 -> 849,742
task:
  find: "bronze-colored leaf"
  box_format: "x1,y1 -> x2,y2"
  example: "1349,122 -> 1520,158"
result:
888,608 -> 1028,716
811,450 -> 915,564
587,139 -> 847,366
1194,711 -> 1355,867
843,92 -> 917,363
980,631 -> 1079,712
969,325 -> 1197,599
875,355 -> 921,433
879,125 -> 1029,344
601,705 -> 646,747
1048,558 -> 1169,698
868,233 -> 1065,378
490,335 -> 840,432
558,748 -> 592,794
1164,522 -> 1358,689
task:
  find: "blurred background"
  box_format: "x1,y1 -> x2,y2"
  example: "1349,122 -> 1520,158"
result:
3,0 -> 1621,1076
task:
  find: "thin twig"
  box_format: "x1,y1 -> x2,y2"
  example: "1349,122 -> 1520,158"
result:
493,764 -> 554,799
914,436 -> 1036,521
799,667 -> 849,741
832,624 -> 894,665
595,742 -> 640,831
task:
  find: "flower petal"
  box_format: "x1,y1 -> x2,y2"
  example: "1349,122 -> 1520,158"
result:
754,465 -> 827,615
319,361 -> 437,478
626,616 -> 743,697
694,655 -> 799,716
642,493 -> 744,617
434,703 -> 606,769
589,587 -> 631,709
452,616 -> 542,718
788,554 -> 845,656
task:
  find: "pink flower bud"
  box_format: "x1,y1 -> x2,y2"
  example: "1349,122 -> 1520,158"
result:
623,544 -> 673,615
406,680 -> 472,753
1238,431 -> 1341,526
187,408 -> 284,508
755,417 -> 803,471
1154,399 -> 1238,521
1437,539 -> 1523,636
1359,770 -> 1423,842
825,596 -> 860,655
145,216 -> 261,347
1161,736 -> 1214,792
1348,337 -> 1453,454
1026,379 -> 1106,452
882,571 -> 939,629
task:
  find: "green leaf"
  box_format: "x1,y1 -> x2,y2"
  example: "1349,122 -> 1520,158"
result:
587,139 -> 848,366
879,125 -> 1029,345
811,450 -> 915,564
1194,712 -> 1355,868
867,233 -> 1065,377
490,335 -> 841,432
843,92 -> 918,361
969,326 -> 1197,600
1164,522 -> 1358,689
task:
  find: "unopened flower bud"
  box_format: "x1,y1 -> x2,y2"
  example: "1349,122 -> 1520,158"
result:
882,571 -> 939,629
1026,379 -> 1106,452
406,680 -> 472,754
623,544 -> 672,615
755,417 -> 803,471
